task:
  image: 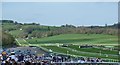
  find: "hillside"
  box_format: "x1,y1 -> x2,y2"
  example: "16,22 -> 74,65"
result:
27,34 -> 118,44
1,20 -> 119,61
1,20 -> 119,39
0,20 -> 119,47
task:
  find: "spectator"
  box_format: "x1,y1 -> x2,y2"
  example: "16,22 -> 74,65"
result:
9,52 -> 18,62
18,54 -> 24,62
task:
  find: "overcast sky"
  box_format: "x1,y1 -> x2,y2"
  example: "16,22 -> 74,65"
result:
2,2 -> 118,26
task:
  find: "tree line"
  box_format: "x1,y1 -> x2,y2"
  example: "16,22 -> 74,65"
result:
2,20 -> 119,39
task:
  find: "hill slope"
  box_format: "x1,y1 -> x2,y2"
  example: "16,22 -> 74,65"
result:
27,34 -> 118,44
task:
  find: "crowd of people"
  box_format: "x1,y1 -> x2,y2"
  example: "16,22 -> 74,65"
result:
0,49 -> 104,65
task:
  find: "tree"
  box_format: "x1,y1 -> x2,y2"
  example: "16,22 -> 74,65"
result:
48,27 -> 50,31
105,24 -> 107,27
1,31 -> 16,47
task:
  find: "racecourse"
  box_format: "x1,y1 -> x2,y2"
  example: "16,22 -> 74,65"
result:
14,34 -> 119,62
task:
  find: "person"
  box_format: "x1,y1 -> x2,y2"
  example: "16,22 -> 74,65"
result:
0,54 -> 3,65
9,52 -> 18,62
80,58 -> 85,63
25,61 -> 31,65
11,59 -> 17,65
1,51 -> 7,61
18,53 -> 24,62
0,54 -> 2,61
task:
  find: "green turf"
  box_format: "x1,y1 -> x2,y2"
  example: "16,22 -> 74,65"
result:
9,30 -> 23,37
16,34 -> 119,60
27,34 -> 118,44
16,38 -> 29,46
67,45 -> 118,55
42,46 -> 118,60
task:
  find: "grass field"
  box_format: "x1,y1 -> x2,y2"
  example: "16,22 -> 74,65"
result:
10,30 -> 23,37
15,34 -> 119,61
15,38 -> 30,46
27,34 -> 118,45
41,46 -> 118,60
67,45 -> 118,55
